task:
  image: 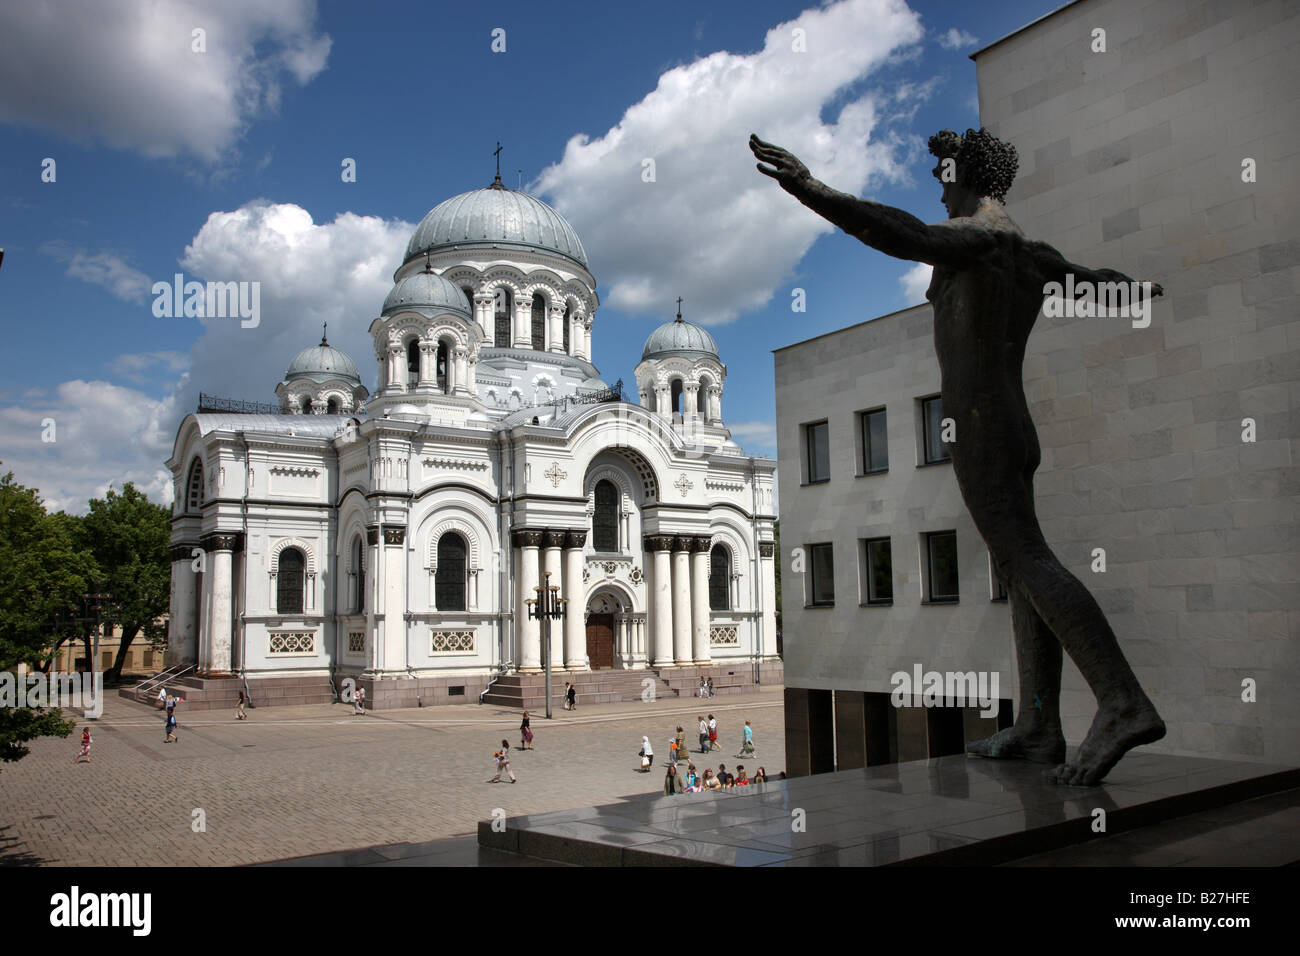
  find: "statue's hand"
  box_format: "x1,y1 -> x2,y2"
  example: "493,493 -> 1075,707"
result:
750,134 -> 810,185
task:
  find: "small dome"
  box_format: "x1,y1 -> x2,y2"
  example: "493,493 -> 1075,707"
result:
382,271 -> 471,318
578,375 -> 610,392
405,182 -> 587,268
641,313 -> 719,362
285,334 -> 360,384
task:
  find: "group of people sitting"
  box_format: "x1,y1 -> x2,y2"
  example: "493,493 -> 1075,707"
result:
664,761 -> 771,794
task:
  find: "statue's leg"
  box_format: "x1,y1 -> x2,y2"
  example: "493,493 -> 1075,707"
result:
1005,536 -> 1166,786
966,583 -> 1065,763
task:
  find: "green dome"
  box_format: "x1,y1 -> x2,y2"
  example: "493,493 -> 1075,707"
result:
405,181 -> 587,269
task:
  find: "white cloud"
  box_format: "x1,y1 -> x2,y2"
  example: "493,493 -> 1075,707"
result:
727,420 -> 777,452
42,243 -> 151,303
175,200 -> 413,407
0,0 -> 330,163
0,380 -> 180,514
937,28 -> 978,50
111,351 -> 191,384
534,0 -> 924,326
899,261 -> 932,303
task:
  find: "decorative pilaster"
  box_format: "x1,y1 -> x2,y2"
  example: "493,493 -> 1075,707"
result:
563,530 -> 587,670
513,530 -> 544,671
645,535 -> 674,666
167,543 -> 200,667
690,535 -> 711,665
671,536 -> 693,665
199,532 -> 242,676
542,529 -> 565,670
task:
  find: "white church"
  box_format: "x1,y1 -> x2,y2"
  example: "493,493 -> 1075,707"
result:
163,172 -> 780,709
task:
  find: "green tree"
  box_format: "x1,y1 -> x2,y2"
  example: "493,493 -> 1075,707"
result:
77,483 -> 171,683
0,468 -> 86,761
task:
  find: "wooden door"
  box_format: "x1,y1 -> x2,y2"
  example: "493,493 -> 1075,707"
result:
586,613 -> 615,669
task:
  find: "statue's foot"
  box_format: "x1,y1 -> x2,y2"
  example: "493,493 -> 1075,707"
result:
967,725 -> 1065,764
1051,701 -> 1166,787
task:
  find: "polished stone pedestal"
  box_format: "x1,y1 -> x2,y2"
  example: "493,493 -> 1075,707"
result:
477,752 -> 1299,866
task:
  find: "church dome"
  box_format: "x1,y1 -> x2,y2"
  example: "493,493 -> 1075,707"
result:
285,333 -> 361,384
382,271 -> 471,318
405,181 -> 588,269
641,313 -> 719,362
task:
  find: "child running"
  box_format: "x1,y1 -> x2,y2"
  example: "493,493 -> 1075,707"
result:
73,727 -> 92,764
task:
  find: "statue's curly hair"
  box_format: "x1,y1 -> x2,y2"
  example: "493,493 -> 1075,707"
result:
927,127 -> 1019,203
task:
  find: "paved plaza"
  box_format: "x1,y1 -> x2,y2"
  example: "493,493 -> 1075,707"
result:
0,686 -> 784,866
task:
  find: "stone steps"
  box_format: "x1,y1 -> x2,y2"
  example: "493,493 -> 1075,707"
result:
118,674 -> 335,712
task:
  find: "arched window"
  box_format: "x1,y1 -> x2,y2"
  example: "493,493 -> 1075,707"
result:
593,480 -> 619,552
436,341 -> 449,392
300,396 -> 312,414
406,339 -> 420,386
277,548 -> 305,615
352,535 -> 365,613
435,533 -> 467,611
326,398 -> 340,414
563,302 -> 571,354
461,286 -> 474,313
494,288 -> 511,346
187,458 -> 204,512
670,379 -> 684,416
531,293 -> 546,351
709,544 -> 730,611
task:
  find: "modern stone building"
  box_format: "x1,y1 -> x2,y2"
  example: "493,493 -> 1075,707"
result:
778,0 -> 1299,774
164,173 -> 780,709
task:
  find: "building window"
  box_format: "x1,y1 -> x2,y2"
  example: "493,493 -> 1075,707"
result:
859,408 -> 888,474
352,535 -> 365,613
407,339 -> 419,386
300,396 -> 312,414
326,398 -> 340,414
670,379 -> 684,416
186,458 -> 204,512
990,557 -> 1008,602
531,293 -> 546,350
709,544 -> 730,611
277,548 -> 305,615
861,537 -> 893,605
924,531 -> 959,603
592,480 -> 619,552
921,396 -> 950,464
804,420 -> 830,483
808,542 -> 834,607
494,289 -> 512,345
436,341 -> 449,392
435,533 -> 468,611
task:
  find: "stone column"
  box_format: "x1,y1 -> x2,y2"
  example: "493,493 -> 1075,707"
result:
381,526 -> 407,674
541,529 -> 564,671
474,293 -> 494,344
514,294 -> 532,348
168,544 -> 199,667
685,382 -> 700,415
709,385 -> 722,422
200,532 -> 241,676
387,343 -> 405,392
365,526 -> 382,671
671,536 -> 692,666
759,540 -> 777,661
419,341 -> 435,386
563,531 -> 587,670
646,536 -> 673,666
375,352 -> 388,392
549,305 -> 564,352
691,536 -> 711,665
514,530 -> 542,671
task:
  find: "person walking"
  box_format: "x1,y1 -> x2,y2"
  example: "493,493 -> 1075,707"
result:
490,740 -> 516,783
562,682 -> 572,710
73,727 -> 92,764
236,690 -> 248,720
520,711 -> 535,750
353,685 -> 366,715
737,720 -> 756,758
706,677 -> 714,698
675,726 -> 687,762
698,715 -> 709,753
708,714 -> 720,751
164,711 -> 178,743
566,682 -> 577,711
639,735 -> 654,770
698,677 -> 707,698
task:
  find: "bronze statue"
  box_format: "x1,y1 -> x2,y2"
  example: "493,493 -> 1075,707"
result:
751,129 -> 1165,785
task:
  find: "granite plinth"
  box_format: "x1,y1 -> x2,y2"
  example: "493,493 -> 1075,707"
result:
477,752 -> 1300,867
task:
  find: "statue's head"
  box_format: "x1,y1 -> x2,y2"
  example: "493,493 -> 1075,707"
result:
928,127 -> 1018,214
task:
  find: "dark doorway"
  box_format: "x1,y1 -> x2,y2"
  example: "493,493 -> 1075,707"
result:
585,612 -> 615,669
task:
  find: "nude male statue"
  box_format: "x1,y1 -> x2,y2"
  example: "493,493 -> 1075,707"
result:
751,129 -> 1165,785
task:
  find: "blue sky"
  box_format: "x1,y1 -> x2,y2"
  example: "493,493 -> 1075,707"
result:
0,0 -> 1062,512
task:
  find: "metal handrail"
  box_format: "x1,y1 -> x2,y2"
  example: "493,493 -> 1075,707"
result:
133,663 -> 194,700
479,660 -> 513,704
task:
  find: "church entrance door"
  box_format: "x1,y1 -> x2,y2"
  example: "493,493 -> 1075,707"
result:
586,613 -> 615,670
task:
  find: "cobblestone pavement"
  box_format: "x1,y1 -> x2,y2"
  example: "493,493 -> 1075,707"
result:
0,687 -> 784,866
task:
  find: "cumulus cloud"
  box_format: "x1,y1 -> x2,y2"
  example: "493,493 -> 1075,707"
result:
937,28 -> 978,50
111,351 -> 191,384
0,0 -> 330,162
534,0 -> 924,325
175,200 -> 413,408
42,242 -> 151,303
899,261 -> 932,303
0,380 -> 181,514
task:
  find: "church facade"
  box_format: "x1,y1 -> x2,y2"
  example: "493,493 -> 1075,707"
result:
164,174 -> 779,706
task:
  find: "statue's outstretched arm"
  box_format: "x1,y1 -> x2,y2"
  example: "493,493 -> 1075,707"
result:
750,134 -> 994,268
1032,240 -> 1164,299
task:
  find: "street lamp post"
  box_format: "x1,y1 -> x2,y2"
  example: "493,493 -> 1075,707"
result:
525,571 -> 567,720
